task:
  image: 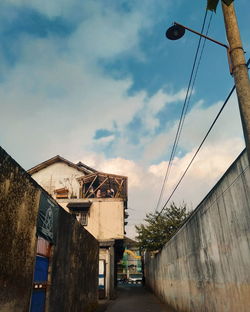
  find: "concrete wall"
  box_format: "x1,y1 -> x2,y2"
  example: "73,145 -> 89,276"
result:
0,147 -> 99,312
99,247 -> 112,299
48,209 -> 99,312
0,147 -> 40,312
145,150 -> 250,312
59,198 -> 125,240
85,199 -> 124,240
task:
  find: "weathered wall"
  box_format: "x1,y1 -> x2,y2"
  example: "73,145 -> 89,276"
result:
0,147 -> 40,312
99,247 -> 111,299
31,162 -> 84,199
48,208 -> 99,312
31,163 -> 125,240
59,198 -> 125,240
85,199 -> 124,240
145,149 -> 250,312
0,147 -> 99,312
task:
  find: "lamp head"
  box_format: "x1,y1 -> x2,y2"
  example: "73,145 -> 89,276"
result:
166,24 -> 185,40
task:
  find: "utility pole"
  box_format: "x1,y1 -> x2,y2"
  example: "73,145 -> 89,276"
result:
221,2 -> 250,160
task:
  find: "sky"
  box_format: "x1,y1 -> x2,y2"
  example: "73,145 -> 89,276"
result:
0,0 -> 249,238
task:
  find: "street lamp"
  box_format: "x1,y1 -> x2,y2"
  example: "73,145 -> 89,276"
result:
165,3 -> 250,166
166,22 -> 232,73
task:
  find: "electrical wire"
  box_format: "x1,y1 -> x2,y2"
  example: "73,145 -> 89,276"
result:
158,57 -> 250,216
158,85 -> 235,215
187,12 -> 213,113
155,10 -> 211,213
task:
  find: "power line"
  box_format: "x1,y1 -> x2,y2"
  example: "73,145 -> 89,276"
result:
158,85 -> 235,215
158,57 -> 250,216
155,15 -> 208,212
172,12 -> 213,174
187,12 -> 213,114
155,10 -> 211,213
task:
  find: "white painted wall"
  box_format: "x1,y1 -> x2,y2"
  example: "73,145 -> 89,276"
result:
31,163 -> 125,240
31,162 -> 84,199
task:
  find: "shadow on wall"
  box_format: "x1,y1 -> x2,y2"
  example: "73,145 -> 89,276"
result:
48,208 -> 99,312
144,149 -> 250,312
0,147 -> 99,312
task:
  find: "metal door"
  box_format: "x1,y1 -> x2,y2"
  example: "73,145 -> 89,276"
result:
30,256 -> 49,312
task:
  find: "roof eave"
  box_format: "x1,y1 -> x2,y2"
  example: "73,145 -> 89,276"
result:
27,155 -> 96,175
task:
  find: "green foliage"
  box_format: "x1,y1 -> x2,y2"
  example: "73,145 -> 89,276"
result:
207,0 -> 234,12
135,203 -> 191,251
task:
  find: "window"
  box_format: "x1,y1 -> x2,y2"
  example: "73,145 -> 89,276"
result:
79,212 -> 88,226
54,187 -> 69,199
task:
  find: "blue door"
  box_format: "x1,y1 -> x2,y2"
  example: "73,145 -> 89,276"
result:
30,256 -> 49,312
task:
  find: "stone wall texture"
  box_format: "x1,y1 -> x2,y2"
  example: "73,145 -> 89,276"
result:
145,149 -> 250,312
0,147 -> 99,312
48,208 -> 99,312
0,147 -> 40,312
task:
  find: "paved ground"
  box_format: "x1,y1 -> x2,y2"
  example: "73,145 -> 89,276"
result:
100,284 -> 176,312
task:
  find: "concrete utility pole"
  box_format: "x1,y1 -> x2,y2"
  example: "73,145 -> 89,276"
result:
221,2 -> 250,160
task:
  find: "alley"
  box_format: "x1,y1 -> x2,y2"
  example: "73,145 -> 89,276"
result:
103,284 -> 175,312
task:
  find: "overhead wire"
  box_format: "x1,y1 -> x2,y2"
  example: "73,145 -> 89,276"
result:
187,12 -> 213,112
158,85 -> 235,215
155,10 -> 212,213
157,57 -> 250,216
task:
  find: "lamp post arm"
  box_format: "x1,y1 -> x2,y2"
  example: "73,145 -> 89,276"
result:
173,21 -> 232,73
174,22 -> 228,49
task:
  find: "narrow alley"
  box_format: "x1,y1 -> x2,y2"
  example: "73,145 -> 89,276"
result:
100,284 -> 176,312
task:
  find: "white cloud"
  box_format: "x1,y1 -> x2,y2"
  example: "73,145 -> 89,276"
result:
0,1 -> 247,240
78,135 -> 244,238
70,9 -> 145,61
3,0 -> 74,18
143,93 -> 244,162
140,88 -> 187,132
149,137 -> 244,203
1,25 -> 191,168
0,0 -> 185,169
0,31 -> 146,164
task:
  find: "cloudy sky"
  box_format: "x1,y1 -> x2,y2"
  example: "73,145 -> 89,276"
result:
1,0 -> 249,237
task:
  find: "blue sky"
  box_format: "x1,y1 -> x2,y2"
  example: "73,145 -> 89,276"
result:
0,0 -> 249,237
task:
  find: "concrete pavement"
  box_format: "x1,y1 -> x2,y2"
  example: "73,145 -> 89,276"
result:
102,284 -> 176,312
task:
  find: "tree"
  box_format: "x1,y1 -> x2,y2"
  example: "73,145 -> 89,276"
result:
135,203 -> 191,251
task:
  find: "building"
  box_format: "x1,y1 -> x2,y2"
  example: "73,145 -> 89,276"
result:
117,237 -> 142,283
28,155 -> 128,299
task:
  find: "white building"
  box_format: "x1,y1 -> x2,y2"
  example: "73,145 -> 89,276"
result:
28,155 -> 128,299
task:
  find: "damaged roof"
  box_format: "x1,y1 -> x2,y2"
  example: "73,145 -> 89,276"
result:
27,155 -> 97,175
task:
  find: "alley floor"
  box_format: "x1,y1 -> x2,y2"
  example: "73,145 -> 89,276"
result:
101,284 -> 176,312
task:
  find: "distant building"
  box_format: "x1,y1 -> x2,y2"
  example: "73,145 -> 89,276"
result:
28,155 -> 128,299
117,237 -> 142,282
